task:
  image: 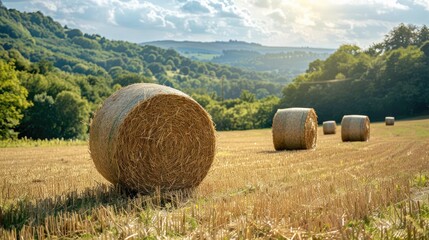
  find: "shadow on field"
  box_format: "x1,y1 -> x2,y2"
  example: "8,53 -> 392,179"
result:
0,183 -> 194,232
257,149 -> 309,154
257,150 -> 281,154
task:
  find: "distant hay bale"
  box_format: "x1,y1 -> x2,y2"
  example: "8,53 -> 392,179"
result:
385,116 -> 395,126
341,115 -> 370,142
272,108 -> 318,150
89,83 -> 216,193
323,121 -> 336,134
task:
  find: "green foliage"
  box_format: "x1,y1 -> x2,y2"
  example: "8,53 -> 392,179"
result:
0,5 -> 321,138
0,137 -> 86,148
344,199 -> 429,239
113,72 -> 153,87
0,61 -> 31,139
180,66 -> 190,75
384,23 -> 417,50
280,24 -> 429,122
240,90 -> 256,103
212,50 -> 330,81
5,11 -> 422,136
18,92 -> 56,139
204,94 -> 280,131
412,173 -> 429,188
72,36 -> 101,50
66,29 -> 83,39
0,15 -> 32,39
54,91 -> 90,139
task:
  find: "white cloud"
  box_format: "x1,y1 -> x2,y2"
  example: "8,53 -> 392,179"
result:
413,0 -> 429,10
2,0 -> 428,48
107,8 -> 117,25
252,0 -> 271,8
330,0 -> 409,10
182,1 -> 211,13
33,0 -> 58,12
267,9 -> 286,23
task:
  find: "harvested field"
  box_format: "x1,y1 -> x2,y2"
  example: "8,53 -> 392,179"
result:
1,118 -> 429,239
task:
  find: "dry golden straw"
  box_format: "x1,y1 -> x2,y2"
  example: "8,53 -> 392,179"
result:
89,83 -> 216,193
385,116 -> 395,126
272,108 -> 318,150
323,121 -> 336,135
341,115 -> 370,142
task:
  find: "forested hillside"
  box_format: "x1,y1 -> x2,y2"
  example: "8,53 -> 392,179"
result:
0,5 -> 283,139
144,40 -> 333,80
211,50 -> 330,78
1,4 -> 427,141
279,24 -> 429,122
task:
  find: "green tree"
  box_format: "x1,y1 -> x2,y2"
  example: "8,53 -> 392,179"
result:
54,91 -> 90,139
0,61 -> 31,139
72,36 -> 101,50
66,28 -> 83,38
18,92 -> 56,139
180,66 -> 190,75
191,93 -> 213,108
147,62 -> 166,75
113,72 -> 153,87
421,41 -> 429,63
417,25 -> 429,46
207,103 -> 230,130
35,58 -> 54,74
321,45 -> 360,80
254,96 -> 279,128
384,23 -> 417,50
240,89 -> 256,102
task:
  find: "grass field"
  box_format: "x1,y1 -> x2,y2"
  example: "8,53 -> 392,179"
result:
1,118 -> 429,239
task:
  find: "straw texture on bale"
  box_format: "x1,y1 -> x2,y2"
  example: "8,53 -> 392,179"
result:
385,116 -> 395,126
89,83 -> 216,193
272,108 -> 318,150
323,121 -> 336,135
341,115 -> 370,142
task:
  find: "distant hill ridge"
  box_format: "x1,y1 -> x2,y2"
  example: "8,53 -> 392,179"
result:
143,40 -> 334,78
142,40 -> 335,55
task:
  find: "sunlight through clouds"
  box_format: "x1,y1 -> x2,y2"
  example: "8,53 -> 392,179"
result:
2,0 -> 428,48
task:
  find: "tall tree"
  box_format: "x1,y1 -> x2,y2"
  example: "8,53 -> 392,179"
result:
54,91 -> 90,139
384,23 -> 417,50
18,92 -> 56,139
0,61 -> 31,139
417,25 -> 429,46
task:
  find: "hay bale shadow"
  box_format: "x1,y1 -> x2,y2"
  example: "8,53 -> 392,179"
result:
0,183 -> 195,233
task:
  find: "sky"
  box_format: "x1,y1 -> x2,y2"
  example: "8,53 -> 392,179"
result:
2,0 -> 429,49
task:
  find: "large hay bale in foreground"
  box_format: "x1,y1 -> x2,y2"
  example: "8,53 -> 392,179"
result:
323,121 -> 336,135
272,108 -> 318,150
385,116 -> 395,126
89,83 -> 216,193
341,115 -> 370,142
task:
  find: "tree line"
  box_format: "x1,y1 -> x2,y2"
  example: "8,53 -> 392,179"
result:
279,24 -> 429,122
1,4 -> 428,140
0,5 -> 280,139
212,50 -> 331,80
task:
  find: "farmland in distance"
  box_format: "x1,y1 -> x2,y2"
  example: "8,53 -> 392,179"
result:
1,118 -> 429,239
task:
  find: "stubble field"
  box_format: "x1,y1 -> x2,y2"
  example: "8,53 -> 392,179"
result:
1,118 -> 429,239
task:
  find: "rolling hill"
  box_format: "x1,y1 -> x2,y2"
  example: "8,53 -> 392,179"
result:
142,40 -> 334,55
142,40 -> 335,78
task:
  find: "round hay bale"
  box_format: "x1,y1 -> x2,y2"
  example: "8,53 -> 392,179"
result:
323,121 -> 336,134
341,115 -> 370,142
272,108 -> 318,150
89,83 -> 216,193
385,116 -> 395,126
